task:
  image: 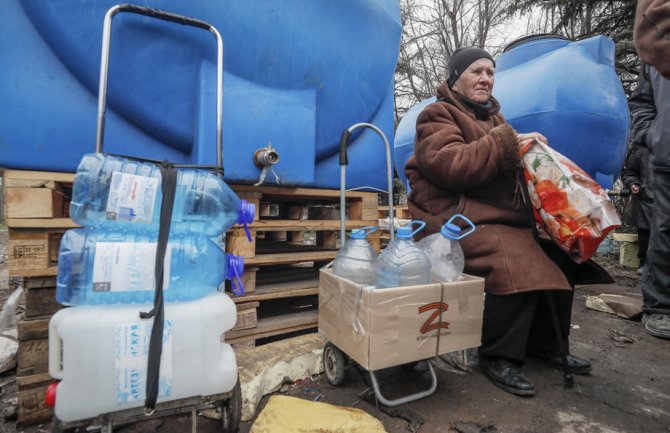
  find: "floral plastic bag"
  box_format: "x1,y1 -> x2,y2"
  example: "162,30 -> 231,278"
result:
520,139 -> 621,263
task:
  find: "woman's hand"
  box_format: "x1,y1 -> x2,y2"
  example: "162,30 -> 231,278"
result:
516,132 -> 548,146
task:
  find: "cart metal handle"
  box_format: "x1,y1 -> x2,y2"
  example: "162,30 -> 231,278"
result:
339,123 -> 395,243
96,4 -> 224,169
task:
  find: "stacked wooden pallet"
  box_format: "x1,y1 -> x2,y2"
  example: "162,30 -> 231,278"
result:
225,185 -> 379,347
2,169 -> 73,426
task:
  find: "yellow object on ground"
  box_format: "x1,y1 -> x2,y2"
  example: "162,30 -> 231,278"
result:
250,395 -> 387,433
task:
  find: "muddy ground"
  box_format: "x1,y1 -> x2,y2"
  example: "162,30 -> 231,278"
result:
1,225 -> 668,432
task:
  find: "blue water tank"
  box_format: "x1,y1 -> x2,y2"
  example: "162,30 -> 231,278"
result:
0,0 -> 401,190
394,35 -> 629,190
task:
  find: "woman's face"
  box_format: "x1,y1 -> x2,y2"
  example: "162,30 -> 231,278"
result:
452,58 -> 495,104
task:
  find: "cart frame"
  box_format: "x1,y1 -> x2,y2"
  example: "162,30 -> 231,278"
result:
322,122 -> 438,407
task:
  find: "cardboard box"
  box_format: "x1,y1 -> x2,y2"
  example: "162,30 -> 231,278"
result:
318,269 -> 484,371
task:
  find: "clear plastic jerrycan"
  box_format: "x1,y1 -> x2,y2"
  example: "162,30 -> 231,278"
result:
69,153 -> 256,237
376,220 -> 431,288
418,214 -> 476,282
48,291 -> 238,422
56,227 -> 245,306
332,226 -> 379,286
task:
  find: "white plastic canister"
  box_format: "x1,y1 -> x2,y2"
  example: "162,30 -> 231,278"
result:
48,291 -> 237,422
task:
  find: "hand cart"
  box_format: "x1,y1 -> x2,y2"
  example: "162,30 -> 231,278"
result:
319,123 -> 438,407
50,4 -> 241,432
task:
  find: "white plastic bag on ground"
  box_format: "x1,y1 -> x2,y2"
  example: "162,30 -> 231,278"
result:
0,288 -> 23,373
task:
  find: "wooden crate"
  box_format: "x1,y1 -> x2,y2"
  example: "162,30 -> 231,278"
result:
2,169 -> 77,228
2,169 -> 78,279
17,373 -> 55,428
23,276 -> 63,320
16,317 -> 53,426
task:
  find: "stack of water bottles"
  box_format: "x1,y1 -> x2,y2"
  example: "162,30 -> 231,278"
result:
57,153 -> 256,304
47,153 -> 256,422
333,215 -> 475,288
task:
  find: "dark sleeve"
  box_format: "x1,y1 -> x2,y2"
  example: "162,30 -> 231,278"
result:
620,146 -> 642,188
628,64 -> 656,146
413,103 -> 518,192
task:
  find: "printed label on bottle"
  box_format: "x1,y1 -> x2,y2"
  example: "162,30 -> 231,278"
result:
92,242 -> 172,292
114,321 -> 173,404
106,172 -> 159,223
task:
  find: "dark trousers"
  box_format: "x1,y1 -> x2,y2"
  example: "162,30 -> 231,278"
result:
642,170 -> 670,314
479,290 -> 573,364
638,228 -> 650,266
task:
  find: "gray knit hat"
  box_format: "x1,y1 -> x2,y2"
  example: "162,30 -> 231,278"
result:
447,47 -> 495,88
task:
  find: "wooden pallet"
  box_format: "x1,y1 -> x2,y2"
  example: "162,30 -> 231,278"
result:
226,184 -> 379,294
16,315 -> 54,426
2,169 -> 78,277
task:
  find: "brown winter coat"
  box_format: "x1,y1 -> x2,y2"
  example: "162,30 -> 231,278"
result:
405,82 -> 572,295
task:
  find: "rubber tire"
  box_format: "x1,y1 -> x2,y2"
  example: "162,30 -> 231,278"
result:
323,342 -> 347,386
221,379 -> 242,433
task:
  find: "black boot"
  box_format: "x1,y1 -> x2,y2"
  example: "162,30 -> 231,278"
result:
481,357 -> 535,396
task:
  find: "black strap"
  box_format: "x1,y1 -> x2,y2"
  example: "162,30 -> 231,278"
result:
139,161 -> 178,412
110,152 -> 224,177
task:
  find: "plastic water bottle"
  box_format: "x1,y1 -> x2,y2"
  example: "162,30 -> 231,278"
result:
376,221 -> 431,288
417,214 -> 475,282
333,226 -> 379,286
56,228 -> 245,306
69,153 -> 255,237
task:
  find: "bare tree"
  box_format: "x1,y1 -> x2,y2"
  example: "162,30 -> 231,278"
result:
395,0 -> 515,121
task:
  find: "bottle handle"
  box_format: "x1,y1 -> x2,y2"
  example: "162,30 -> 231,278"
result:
227,254 -> 245,296
408,220 -> 427,238
446,214 -> 476,240
356,226 -> 379,237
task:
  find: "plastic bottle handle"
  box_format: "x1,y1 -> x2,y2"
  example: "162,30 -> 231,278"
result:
446,214 -> 476,240
48,320 -> 64,380
352,226 -> 379,238
227,254 -> 245,296
408,220 -> 427,238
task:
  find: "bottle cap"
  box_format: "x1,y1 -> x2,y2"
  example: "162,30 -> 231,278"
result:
237,200 -> 256,242
395,225 -> 413,239
45,382 -> 58,408
440,222 -> 461,240
395,220 -> 426,239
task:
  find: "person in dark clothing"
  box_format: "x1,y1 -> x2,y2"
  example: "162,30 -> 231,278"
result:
405,47 -> 600,397
620,144 -> 654,273
628,63 -> 670,340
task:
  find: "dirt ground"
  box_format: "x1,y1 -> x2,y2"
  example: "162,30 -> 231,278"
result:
1,226 -> 669,432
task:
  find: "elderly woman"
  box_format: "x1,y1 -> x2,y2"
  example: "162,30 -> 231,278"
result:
405,47 -> 594,396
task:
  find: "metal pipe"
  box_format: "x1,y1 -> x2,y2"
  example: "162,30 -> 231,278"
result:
95,4 -> 224,167
339,123 -> 395,245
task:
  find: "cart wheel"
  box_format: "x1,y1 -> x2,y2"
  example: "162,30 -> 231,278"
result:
323,342 -> 347,386
220,379 -> 242,433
